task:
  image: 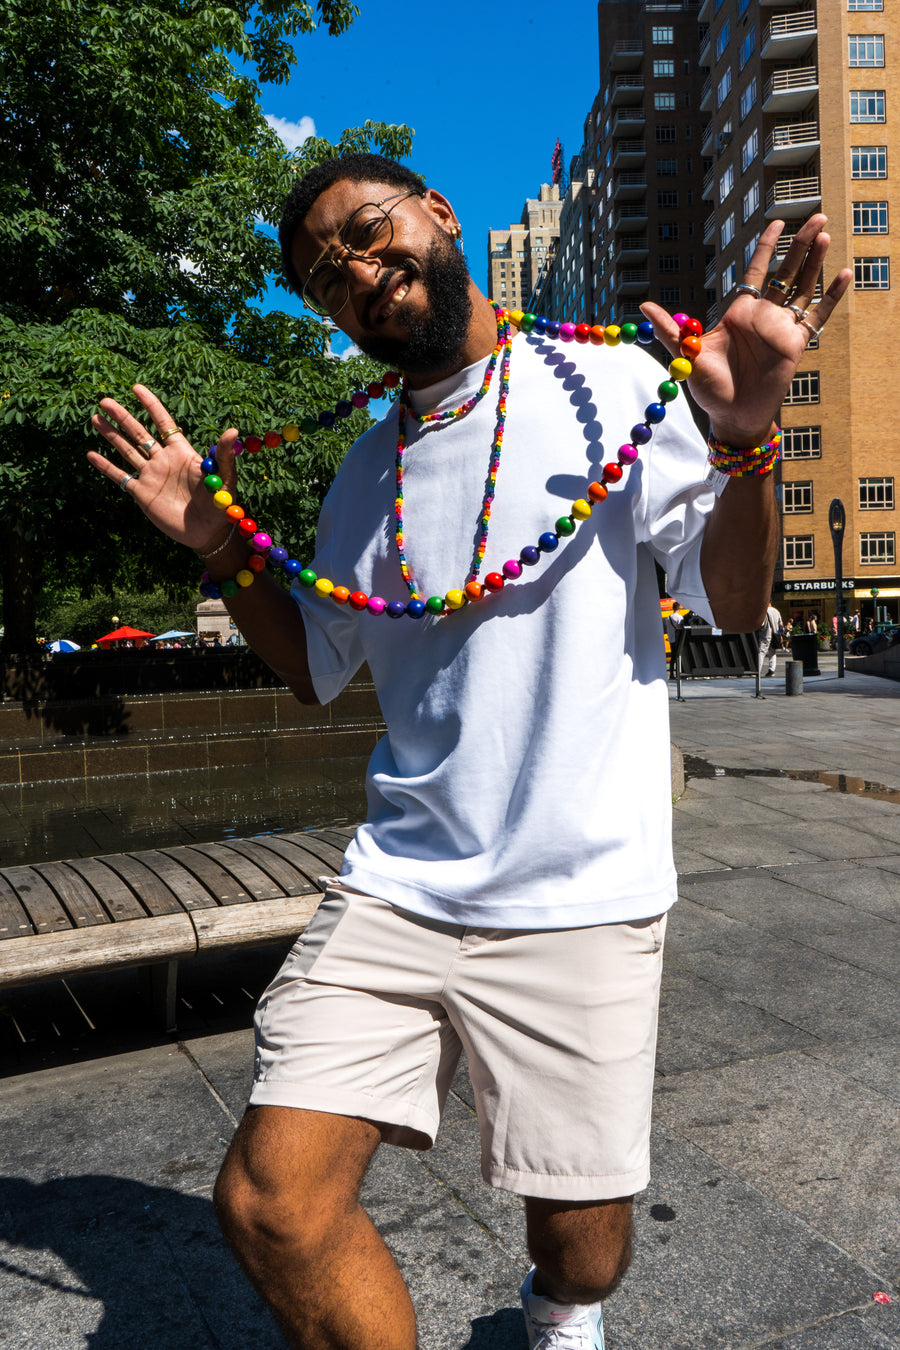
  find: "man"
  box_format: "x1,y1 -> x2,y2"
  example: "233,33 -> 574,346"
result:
757,603 -> 784,677
88,154 -> 849,1350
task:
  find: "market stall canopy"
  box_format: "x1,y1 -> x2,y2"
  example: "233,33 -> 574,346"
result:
149,630 -> 194,641
96,626 -> 156,648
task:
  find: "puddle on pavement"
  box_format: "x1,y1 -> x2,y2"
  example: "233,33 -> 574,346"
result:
683,754 -> 900,805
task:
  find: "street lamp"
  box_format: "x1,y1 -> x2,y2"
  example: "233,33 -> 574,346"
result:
829,498 -> 846,679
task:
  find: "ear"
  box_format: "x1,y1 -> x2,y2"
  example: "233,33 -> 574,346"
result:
421,189 -> 460,238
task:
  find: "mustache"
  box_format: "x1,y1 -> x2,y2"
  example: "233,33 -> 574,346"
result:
363,259 -> 421,328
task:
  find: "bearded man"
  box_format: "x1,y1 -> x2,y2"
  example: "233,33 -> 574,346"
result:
90,153 -> 850,1350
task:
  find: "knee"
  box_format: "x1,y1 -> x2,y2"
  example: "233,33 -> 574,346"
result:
528,1208 -> 633,1304
213,1142 -> 342,1267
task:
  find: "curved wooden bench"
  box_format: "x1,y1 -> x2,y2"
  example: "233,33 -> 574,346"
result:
0,827 -> 354,1030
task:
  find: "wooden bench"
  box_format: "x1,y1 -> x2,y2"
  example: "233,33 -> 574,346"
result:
0,827 -> 353,1031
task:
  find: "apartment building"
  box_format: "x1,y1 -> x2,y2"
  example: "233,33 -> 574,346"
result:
700,0 -> 899,625
487,185 -> 562,316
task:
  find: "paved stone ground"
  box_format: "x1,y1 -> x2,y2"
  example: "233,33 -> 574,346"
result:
1,655 -> 898,1348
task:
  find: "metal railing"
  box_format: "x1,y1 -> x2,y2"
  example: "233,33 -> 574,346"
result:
764,66 -> 818,101
766,10 -> 816,39
703,211 -> 716,243
766,120 -> 819,155
767,175 -> 821,208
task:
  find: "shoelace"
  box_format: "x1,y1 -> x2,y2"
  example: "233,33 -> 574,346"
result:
532,1321 -> 598,1350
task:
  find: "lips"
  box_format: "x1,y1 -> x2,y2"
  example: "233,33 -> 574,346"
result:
370,270 -> 413,326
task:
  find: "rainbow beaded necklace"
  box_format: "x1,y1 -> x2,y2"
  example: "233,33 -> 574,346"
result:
199,308 -> 704,619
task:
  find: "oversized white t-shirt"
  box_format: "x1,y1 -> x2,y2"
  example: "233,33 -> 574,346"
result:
291,332 -> 715,929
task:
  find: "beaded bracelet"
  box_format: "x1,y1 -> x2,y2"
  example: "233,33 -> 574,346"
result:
707,429 -> 782,477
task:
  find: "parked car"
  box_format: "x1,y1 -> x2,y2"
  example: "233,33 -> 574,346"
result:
849,623 -> 900,656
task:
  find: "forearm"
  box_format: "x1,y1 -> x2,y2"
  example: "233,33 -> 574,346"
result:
700,471 -> 781,633
202,536 -> 318,704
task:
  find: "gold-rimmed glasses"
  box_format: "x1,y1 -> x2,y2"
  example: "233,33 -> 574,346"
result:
301,189 -> 423,317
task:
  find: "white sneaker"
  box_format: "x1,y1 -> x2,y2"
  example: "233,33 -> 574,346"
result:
520,1267 -> 606,1349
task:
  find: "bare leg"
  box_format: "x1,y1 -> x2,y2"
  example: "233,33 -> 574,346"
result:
524,1196 -> 634,1304
214,1105 -> 417,1350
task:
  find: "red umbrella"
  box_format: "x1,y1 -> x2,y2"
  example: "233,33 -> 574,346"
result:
96,625 -> 156,648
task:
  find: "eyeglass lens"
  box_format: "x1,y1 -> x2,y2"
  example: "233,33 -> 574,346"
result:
305,205 -> 394,315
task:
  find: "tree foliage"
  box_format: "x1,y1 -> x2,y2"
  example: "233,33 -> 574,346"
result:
0,0 -> 413,651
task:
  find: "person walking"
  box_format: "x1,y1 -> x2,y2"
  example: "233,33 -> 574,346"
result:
757,603 -> 784,676
88,153 -> 850,1350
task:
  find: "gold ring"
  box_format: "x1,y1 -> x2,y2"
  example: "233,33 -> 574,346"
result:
767,277 -> 792,295
799,317 -> 822,338
158,425 -> 182,444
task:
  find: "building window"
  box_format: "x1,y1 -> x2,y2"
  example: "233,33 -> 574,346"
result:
719,163 -> 734,203
782,481 -> 813,513
741,127 -> 759,172
656,157 -> 678,176
849,34 -> 885,67
654,92 -> 676,110
849,0 -> 883,8
743,231 -> 761,268
660,287 -> 682,306
657,189 -> 679,207
738,29 -> 756,71
653,59 -> 674,78
658,222 -> 679,240
656,124 -> 677,144
742,180 -> 760,223
860,477 -> 894,509
784,536 -> 814,568
721,260 -> 737,293
860,532 -> 895,564
658,255 -> 680,273
652,25 -> 674,43
855,255 -> 890,288
784,371 -> 820,404
850,90 -> 886,122
721,213 -> 735,248
739,76 -> 757,122
717,67 -> 733,108
852,145 -> 887,178
853,201 -> 888,232
781,426 -> 822,459
716,20 -> 731,61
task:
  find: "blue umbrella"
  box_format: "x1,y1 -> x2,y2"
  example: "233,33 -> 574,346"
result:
48,639 -> 80,652
150,629 -> 194,641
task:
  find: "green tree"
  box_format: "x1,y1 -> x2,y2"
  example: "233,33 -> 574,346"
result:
1,0 -> 412,652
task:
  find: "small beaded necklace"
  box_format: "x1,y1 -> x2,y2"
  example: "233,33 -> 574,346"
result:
199,308 -> 705,619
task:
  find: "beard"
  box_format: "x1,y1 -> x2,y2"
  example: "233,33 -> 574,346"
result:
355,230 -> 473,375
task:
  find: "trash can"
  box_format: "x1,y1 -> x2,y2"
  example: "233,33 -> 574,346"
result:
790,633 -> 820,676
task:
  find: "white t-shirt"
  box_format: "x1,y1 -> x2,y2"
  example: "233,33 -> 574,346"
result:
292,332 -> 714,929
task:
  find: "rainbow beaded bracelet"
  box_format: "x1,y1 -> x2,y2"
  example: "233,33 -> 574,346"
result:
199,308 -> 704,617
707,429 -> 782,477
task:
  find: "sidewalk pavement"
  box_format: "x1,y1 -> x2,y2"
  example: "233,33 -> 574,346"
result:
1,656 -> 898,1349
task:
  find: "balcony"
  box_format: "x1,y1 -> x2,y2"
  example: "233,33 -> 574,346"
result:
612,74 -> 645,106
614,204 -> 649,231
700,75 -> 713,112
613,139 -> 646,168
698,0 -> 713,20
701,121 -> 714,157
763,66 -> 818,114
765,175 -> 822,220
618,268 -> 650,295
611,107 -> 647,138
699,30 -> 712,68
610,40 -> 643,71
770,227 -> 800,263
702,167 -> 715,200
615,235 -> 649,263
703,211 -> 716,245
614,172 -> 648,201
764,119 -> 820,167
704,257 -> 718,289
762,10 -> 817,61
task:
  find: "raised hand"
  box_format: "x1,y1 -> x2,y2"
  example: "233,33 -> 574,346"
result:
88,385 -> 239,557
641,214 -> 852,448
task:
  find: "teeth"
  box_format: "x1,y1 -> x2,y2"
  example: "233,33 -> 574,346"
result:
382,283 -> 409,319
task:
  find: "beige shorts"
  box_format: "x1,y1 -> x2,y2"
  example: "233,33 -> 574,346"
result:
251,884 -> 666,1201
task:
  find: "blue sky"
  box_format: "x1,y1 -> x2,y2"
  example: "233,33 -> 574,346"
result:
256,0 -> 603,337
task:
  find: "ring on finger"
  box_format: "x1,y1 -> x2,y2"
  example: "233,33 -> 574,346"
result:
767,277 -> 793,296
786,304 -> 808,322
735,284 -> 761,299
158,425 -> 183,444
135,438 -> 157,458
119,472 -> 139,493
799,317 -> 822,338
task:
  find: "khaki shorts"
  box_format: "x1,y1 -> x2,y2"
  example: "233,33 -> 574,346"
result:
251,883 -> 666,1201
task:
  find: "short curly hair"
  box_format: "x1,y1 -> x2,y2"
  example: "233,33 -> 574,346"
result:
278,153 -> 425,298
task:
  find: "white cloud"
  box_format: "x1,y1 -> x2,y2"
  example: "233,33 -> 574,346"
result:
265,114 -> 316,152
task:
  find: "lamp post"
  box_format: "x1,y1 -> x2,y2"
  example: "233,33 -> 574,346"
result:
829,499 -> 846,679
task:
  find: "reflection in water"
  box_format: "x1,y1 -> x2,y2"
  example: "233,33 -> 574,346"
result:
1,758 -> 371,868
683,754 -> 900,804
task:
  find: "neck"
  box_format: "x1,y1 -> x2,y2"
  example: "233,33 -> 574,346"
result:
404,284 -> 500,390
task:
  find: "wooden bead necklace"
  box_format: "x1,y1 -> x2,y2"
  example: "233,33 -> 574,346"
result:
199,307 -> 704,617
